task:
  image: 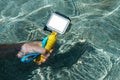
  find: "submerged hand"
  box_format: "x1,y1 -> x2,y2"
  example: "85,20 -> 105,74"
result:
17,41 -> 52,58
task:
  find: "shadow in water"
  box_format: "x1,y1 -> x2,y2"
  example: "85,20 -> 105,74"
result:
44,41 -> 92,69
0,56 -> 39,80
0,41 -> 95,80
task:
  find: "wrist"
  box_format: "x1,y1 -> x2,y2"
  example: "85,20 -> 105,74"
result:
14,43 -> 23,52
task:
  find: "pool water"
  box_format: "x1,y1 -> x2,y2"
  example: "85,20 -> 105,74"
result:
0,0 -> 120,80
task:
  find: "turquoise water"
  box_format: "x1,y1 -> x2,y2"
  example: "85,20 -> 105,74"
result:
0,0 -> 120,80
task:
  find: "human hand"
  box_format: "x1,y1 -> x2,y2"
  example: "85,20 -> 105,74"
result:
17,41 -> 47,58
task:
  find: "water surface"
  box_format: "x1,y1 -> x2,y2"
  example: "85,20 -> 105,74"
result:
0,0 -> 120,80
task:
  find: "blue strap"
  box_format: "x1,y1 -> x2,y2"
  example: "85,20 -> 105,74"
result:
20,53 -> 40,63
20,37 -> 48,63
41,37 -> 48,48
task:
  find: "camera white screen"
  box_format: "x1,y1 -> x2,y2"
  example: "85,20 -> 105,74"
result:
47,13 -> 70,34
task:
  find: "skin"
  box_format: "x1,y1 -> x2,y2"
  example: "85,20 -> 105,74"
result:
17,41 -> 46,58
0,41 -> 53,64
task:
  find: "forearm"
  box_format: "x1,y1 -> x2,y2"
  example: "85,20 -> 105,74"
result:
0,44 -> 23,60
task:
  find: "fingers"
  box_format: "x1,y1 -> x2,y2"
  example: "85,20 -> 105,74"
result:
49,49 -> 53,53
17,51 -> 25,58
44,49 -> 53,57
